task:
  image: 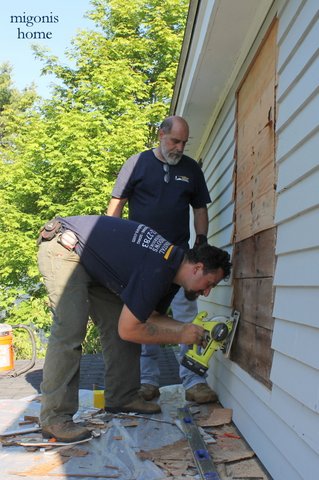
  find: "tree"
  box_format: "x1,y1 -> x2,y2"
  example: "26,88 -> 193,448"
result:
0,0 -> 189,356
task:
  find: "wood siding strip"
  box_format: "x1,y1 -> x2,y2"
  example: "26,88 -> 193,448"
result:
276,91 -> 319,160
272,318 -> 319,369
271,351 -> 319,413
206,144 -> 235,193
277,1 -> 319,73
275,208 -> 319,254
276,130 -> 319,188
275,167 -> 319,222
271,385 -> 319,454
273,286 -> 319,329
274,249 -> 319,286
277,54 -> 319,129
212,357 -> 319,480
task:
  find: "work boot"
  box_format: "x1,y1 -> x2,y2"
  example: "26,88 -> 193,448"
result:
42,420 -> 91,443
185,383 -> 218,404
105,396 -> 161,414
139,383 -> 160,401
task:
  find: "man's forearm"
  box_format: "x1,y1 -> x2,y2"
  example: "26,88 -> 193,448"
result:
193,207 -> 208,236
118,308 -> 204,346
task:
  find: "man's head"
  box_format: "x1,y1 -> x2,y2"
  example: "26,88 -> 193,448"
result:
180,244 -> 232,301
158,116 -> 189,165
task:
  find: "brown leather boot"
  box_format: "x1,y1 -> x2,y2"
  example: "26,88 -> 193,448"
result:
105,396 -> 161,414
185,383 -> 218,404
139,384 -> 160,401
42,421 -> 91,442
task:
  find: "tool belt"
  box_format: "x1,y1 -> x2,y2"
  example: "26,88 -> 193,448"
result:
37,219 -> 78,251
37,219 -> 62,245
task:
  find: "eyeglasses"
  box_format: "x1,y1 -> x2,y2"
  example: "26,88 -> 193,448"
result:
163,163 -> 170,183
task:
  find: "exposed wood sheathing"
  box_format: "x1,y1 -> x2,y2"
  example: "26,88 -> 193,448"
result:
235,20 -> 278,242
232,20 -> 278,388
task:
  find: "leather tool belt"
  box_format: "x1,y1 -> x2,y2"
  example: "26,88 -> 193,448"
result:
37,219 -> 62,245
37,219 -> 78,251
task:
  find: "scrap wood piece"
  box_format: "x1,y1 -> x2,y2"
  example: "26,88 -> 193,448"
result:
59,446 -> 89,458
0,426 -> 42,437
138,438 -> 191,463
208,429 -> 255,465
149,458 -> 194,478
225,457 -> 269,479
24,414 -> 40,423
4,436 -> 93,448
138,439 -> 195,478
121,418 -> 139,427
11,473 -> 119,479
198,408 -> 233,427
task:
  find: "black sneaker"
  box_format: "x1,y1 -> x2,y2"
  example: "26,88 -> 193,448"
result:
42,421 -> 91,443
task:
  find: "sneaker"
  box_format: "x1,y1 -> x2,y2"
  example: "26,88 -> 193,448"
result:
42,420 -> 91,443
139,384 -> 160,401
105,396 -> 161,414
185,383 -> 218,404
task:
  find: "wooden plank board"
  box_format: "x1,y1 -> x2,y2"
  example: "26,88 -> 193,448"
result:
233,277 -> 274,330
235,20 -> 277,242
231,319 -> 273,388
233,228 -> 276,278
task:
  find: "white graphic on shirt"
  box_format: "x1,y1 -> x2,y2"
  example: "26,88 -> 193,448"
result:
175,175 -> 189,182
131,224 -> 171,255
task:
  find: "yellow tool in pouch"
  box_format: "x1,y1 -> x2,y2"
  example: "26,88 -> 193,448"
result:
181,310 -> 240,376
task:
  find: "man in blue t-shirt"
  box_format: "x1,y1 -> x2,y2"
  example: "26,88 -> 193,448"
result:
107,115 -> 216,404
37,215 -> 231,443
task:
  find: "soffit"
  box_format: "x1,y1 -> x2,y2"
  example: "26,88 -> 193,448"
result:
172,0 -> 274,159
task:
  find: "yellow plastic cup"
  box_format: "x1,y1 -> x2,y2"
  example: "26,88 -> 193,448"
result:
93,389 -> 105,408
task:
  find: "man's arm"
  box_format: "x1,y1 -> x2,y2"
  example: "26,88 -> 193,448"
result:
106,197 -> 128,217
106,153 -> 140,216
193,206 -> 209,246
118,305 -> 205,345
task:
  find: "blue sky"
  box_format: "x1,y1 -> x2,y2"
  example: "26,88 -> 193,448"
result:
0,0 -> 94,97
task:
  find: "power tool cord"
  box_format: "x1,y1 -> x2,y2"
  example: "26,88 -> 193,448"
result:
6,324 -> 37,377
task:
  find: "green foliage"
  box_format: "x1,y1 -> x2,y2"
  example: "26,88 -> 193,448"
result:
0,0 -> 188,355
83,320 -> 102,354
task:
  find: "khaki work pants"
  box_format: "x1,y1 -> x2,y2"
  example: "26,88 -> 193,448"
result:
38,236 -> 141,426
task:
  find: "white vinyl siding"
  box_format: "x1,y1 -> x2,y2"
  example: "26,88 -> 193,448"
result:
200,1 -> 319,478
175,0 -> 319,477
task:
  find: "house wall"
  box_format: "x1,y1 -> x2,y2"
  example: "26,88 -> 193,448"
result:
195,1 -> 319,478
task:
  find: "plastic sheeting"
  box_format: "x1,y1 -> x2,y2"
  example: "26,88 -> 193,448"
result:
0,385 -> 187,479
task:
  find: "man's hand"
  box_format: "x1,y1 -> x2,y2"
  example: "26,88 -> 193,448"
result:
193,234 -> 207,248
180,323 -> 206,345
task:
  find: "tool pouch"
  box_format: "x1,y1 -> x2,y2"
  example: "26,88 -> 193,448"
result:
58,230 -> 78,250
37,218 -> 62,245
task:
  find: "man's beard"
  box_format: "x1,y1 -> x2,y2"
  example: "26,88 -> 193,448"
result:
184,289 -> 199,301
161,145 -> 183,165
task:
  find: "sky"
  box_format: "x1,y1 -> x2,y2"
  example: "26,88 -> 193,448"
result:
0,0 -> 94,98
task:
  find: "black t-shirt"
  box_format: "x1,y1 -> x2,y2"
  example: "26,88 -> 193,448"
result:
111,150 -> 211,248
58,215 -> 183,322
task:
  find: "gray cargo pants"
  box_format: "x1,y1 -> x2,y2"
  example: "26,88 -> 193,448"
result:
38,236 -> 141,426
